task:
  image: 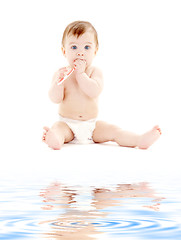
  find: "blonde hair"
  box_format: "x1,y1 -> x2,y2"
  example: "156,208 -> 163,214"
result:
62,21 -> 99,48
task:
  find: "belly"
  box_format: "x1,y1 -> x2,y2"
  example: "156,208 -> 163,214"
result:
58,98 -> 99,120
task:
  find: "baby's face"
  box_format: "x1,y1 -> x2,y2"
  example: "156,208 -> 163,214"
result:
62,31 -> 98,68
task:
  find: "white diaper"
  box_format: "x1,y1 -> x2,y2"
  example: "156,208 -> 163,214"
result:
59,115 -> 96,144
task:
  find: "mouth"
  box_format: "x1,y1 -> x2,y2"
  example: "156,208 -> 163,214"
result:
74,58 -> 86,62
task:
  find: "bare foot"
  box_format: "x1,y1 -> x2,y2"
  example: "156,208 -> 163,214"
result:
138,125 -> 162,149
42,126 -> 61,150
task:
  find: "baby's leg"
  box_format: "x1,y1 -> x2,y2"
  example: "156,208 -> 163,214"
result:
42,122 -> 74,150
137,125 -> 162,149
93,121 -> 161,149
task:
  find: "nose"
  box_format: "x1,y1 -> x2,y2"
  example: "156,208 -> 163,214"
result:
77,53 -> 84,57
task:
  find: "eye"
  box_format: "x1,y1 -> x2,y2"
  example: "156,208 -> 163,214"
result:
85,45 -> 90,50
71,45 -> 77,50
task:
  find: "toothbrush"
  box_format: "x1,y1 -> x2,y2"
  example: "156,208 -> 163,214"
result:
57,66 -> 76,85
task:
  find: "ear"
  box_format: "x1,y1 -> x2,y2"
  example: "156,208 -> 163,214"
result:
61,47 -> 66,57
94,47 -> 98,56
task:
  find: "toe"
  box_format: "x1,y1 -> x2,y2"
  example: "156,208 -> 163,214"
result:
155,125 -> 162,135
43,126 -> 49,132
42,135 -> 46,142
42,130 -> 47,142
157,128 -> 162,135
153,125 -> 162,134
42,127 -> 49,142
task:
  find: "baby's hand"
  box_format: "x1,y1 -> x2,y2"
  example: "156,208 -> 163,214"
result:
74,59 -> 86,74
56,67 -> 68,81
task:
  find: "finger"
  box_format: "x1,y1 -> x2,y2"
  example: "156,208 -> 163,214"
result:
58,67 -> 67,72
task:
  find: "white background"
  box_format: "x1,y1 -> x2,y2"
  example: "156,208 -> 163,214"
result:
0,0 -> 181,179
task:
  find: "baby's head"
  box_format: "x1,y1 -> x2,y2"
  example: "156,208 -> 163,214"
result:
61,21 -> 99,67
62,21 -> 99,49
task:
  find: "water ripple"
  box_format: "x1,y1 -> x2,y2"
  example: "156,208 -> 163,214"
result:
1,181 -> 181,239
93,217 -> 181,238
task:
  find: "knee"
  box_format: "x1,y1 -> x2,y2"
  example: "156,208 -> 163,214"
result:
52,121 -> 74,142
51,121 -> 68,136
52,121 -> 60,128
93,121 -> 121,143
52,121 -> 66,129
104,122 -> 121,134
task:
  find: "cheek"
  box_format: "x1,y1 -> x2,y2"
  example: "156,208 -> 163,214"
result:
86,52 -> 95,62
66,52 -> 75,62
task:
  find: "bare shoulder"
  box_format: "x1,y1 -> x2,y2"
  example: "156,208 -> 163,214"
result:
88,66 -> 103,77
88,66 -> 104,87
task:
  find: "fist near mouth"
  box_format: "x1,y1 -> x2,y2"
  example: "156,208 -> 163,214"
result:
74,58 -> 86,74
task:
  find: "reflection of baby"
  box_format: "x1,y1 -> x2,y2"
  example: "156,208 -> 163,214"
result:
40,182 -> 163,212
39,182 -> 163,239
92,183 -> 163,211
42,21 -> 161,150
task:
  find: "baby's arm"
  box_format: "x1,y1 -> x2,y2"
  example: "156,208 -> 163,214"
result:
48,68 -> 65,103
75,60 -> 103,98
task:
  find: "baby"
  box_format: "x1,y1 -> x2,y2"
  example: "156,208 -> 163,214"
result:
42,21 -> 161,150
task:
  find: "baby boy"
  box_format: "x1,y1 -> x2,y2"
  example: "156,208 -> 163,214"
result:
42,21 -> 161,150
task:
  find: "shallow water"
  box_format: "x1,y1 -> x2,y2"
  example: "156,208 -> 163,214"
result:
1,178 -> 181,240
